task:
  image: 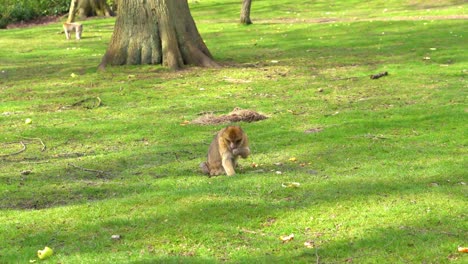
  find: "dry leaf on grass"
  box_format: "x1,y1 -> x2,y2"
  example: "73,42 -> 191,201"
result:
282,182 -> 300,188
304,241 -> 315,248
458,246 -> 468,253
279,233 -> 294,243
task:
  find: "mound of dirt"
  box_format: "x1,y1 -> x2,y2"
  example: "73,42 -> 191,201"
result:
191,107 -> 268,125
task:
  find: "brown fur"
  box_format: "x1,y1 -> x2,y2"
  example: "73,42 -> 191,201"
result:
200,126 -> 250,176
63,22 -> 83,40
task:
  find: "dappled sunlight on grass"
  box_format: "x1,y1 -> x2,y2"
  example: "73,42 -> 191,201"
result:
1,0 -> 466,263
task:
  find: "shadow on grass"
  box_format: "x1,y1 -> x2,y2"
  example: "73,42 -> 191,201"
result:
1,104 -> 465,210
3,182 -> 464,262
205,19 -> 466,68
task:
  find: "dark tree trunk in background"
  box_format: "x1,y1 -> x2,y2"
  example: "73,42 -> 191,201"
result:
99,0 -> 218,71
69,0 -> 114,22
240,0 -> 252,25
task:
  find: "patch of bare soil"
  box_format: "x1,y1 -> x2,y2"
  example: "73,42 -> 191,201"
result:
191,107 -> 268,125
5,16 -> 60,29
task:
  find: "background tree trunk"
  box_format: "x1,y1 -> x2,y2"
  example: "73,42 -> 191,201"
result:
240,0 -> 252,25
70,0 -> 114,20
67,0 -> 78,23
99,0 -> 218,71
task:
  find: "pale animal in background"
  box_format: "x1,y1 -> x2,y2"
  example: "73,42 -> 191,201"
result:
200,126 -> 251,176
63,22 -> 83,40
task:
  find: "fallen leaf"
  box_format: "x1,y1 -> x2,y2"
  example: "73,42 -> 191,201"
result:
180,120 -> 190,126
289,157 -> 297,162
282,182 -> 300,188
279,233 -> 294,243
458,246 -> 468,253
304,241 -> 315,248
251,162 -> 259,168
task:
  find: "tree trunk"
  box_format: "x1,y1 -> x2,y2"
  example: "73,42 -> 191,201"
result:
72,0 -> 114,20
99,0 -> 218,71
240,0 -> 252,25
67,0 -> 78,23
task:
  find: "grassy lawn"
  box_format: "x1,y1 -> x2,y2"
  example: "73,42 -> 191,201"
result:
0,0 -> 467,263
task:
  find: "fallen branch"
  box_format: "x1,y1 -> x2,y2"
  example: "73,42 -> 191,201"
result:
370,71 -> 388,79
21,137 -> 46,152
68,163 -> 110,176
58,97 -> 102,110
0,141 -> 26,157
315,247 -> 320,264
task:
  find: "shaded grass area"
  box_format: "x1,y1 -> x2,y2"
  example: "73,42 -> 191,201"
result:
0,0 -> 467,263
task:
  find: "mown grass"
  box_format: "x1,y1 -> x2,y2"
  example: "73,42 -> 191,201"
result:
0,0 -> 467,263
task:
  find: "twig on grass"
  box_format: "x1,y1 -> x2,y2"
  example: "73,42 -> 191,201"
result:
0,141 -> 26,157
370,71 -> 388,79
68,163 -> 110,176
21,137 -> 46,151
315,246 -> 320,264
71,97 -> 102,108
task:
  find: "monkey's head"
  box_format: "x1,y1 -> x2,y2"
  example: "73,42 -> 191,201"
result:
223,126 -> 245,150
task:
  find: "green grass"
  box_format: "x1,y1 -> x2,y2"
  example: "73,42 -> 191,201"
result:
0,0 -> 467,263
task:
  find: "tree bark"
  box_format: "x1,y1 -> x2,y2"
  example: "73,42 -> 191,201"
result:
70,0 -> 114,21
240,0 -> 253,25
99,0 -> 218,71
67,0 -> 78,23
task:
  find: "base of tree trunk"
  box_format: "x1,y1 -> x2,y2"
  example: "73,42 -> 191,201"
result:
240,0 -> 253,25
68,0 -> 114,23
99,0 -> 218,71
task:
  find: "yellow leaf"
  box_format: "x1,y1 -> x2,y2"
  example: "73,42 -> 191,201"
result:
279,233 -> 294,243
282,182 -> 300,188
458,246 -> 468,253
304,241 -> 315,248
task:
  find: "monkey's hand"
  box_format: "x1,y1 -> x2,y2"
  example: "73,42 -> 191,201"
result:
232,148 -> 240,156
233,147 -> 250,158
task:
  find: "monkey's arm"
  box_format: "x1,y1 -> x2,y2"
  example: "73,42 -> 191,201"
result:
221,151 -> 236,176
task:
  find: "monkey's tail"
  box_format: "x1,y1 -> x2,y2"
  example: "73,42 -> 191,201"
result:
199,162 -> 210,175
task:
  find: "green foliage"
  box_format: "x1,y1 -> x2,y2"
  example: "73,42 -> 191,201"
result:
0,0 -> 467,263
0,0 -> 70,28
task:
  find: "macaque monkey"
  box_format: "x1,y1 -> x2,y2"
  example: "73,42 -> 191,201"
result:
63,22 -> 83,40
200,126 -> 251,176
